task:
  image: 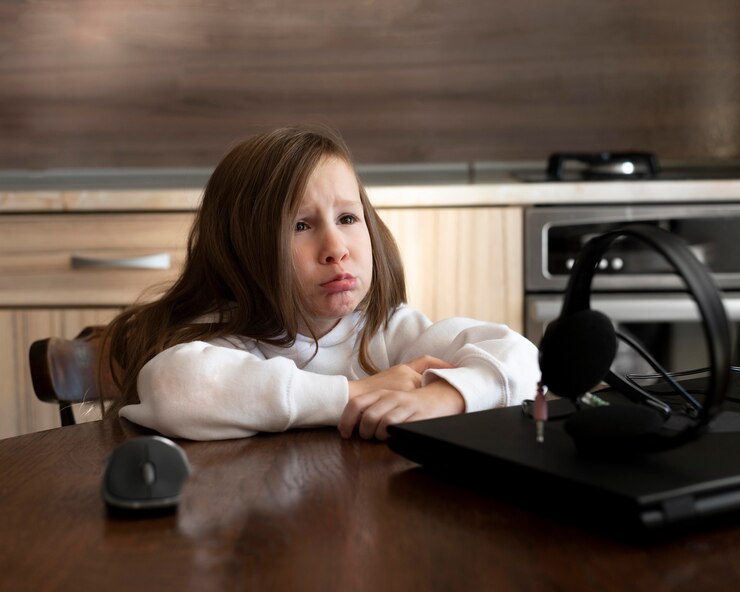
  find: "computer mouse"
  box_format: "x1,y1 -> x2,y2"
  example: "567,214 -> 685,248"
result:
102,435 -> 191,513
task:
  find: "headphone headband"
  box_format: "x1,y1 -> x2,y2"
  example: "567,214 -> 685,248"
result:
546,224 -> 731,452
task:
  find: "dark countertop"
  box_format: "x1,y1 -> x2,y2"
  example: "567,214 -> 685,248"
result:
0,162 -> 536,191
3,160 -> 740,212
2,160 -> 740,191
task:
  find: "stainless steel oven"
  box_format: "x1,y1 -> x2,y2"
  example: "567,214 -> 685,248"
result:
524,204 -> 740,376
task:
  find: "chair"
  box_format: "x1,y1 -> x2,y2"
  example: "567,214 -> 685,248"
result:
29,326 -> 117,427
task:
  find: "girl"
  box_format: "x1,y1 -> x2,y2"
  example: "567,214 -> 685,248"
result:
105,126 -> 539,441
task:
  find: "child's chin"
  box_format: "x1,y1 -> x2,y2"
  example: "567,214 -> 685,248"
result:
324,304 -> 356,319
324,291 -> 358,310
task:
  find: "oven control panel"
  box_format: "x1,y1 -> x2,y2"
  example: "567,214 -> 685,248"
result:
524,205 -> 740,292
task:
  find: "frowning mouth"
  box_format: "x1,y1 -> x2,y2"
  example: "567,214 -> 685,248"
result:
320,274 -> 357,293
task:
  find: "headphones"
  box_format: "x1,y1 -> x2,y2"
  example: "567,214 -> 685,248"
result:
538,224 -> 731,457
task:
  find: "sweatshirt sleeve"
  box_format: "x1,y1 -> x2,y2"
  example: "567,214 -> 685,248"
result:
388,310 -> 540,412
118,340 -> 349,441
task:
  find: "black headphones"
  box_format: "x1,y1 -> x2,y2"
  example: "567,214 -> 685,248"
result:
538,224 -> 731,457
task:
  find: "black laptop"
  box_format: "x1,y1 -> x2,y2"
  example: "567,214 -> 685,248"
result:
387,377 -> 740,536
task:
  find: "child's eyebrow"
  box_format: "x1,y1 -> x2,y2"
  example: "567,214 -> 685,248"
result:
295,197 -> 362,218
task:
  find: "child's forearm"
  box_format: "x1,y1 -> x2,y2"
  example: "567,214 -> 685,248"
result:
120,341 -> 348,440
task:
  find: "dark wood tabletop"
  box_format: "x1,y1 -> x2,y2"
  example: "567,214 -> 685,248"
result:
2,419 -> 740,592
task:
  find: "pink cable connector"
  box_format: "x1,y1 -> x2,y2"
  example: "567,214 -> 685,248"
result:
534,381 -> 548,443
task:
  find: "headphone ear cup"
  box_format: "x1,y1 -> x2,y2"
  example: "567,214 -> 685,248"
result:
539,309 -> 618,399
564,404 -> 665,458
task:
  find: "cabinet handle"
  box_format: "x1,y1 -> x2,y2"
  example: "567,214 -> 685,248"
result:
71,253 -> 171,270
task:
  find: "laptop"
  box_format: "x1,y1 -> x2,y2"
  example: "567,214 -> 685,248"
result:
387,376 -> 740,537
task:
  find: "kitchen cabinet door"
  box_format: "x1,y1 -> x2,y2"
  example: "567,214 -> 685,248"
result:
0,308 -> 119,439
0,213 -> 192,306
376,206 -> 523,331
0,211 -> 193,438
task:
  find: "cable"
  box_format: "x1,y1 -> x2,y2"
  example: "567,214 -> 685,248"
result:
527,334 -> 738,421
628,365 -> 740,380
615,329 -> 703,412
628,365 -> 740,405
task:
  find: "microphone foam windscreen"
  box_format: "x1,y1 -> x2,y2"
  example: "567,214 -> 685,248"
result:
539,309 -> 617,398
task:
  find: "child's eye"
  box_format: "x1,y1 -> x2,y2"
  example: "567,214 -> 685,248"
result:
339,214 -> 358,225
295,221 -> 309,232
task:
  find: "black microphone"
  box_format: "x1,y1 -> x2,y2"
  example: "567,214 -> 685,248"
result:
538,308 -> 617,399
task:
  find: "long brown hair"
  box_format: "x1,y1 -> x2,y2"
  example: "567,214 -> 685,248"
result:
104,126 -> 406,416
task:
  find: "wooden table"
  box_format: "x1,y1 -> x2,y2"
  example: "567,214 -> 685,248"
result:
2,420 -> 740,592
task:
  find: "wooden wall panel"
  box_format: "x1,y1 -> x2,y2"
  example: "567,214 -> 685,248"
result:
1,0 -> 739,169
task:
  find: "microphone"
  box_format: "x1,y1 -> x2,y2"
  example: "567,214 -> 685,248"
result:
538,309 -> 617,399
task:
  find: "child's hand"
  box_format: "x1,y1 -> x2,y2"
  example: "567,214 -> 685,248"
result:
338,379 -> 464,440
347,355 -> 453,399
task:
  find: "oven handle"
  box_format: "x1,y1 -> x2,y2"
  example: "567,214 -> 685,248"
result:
528,295 -> 740,323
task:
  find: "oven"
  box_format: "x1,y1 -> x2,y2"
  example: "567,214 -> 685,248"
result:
524,204 -> 740,377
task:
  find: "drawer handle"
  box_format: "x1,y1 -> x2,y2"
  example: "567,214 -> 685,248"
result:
71,253 -> 172,270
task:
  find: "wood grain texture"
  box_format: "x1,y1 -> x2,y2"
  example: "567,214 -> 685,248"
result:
1,0 -> 738,168
0,213 -> 193,306
379,206 -> 523,330
3,420 -> 740,591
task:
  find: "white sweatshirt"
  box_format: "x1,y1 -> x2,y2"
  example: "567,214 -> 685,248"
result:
119,306 -> 539,440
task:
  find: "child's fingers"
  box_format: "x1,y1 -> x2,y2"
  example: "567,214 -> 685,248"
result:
404,355 -> 454,374
338,392 -> 380,438
355,397 -> 400,439
373,406 -> 416,440
357,394 -> 422,440
339,391 -> 418,439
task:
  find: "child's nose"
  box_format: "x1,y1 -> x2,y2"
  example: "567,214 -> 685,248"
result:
320,227 -> 349,264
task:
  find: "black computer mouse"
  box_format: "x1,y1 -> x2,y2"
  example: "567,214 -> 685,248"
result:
102,435 -> 191,513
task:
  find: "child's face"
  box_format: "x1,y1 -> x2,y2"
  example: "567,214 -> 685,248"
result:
292,156 -> 373,337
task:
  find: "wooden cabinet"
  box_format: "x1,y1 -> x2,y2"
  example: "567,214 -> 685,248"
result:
378,206 -> 523,331
0,212 -> 194,439
0,213 -> 193,306
0,205 -> 523,439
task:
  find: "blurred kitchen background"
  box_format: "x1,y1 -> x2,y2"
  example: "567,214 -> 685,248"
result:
2,0 -> 738,173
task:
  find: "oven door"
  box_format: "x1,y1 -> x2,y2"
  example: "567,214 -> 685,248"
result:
526,293 -> 740,376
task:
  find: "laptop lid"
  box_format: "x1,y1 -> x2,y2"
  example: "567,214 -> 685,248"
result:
387,392 -> 740,535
